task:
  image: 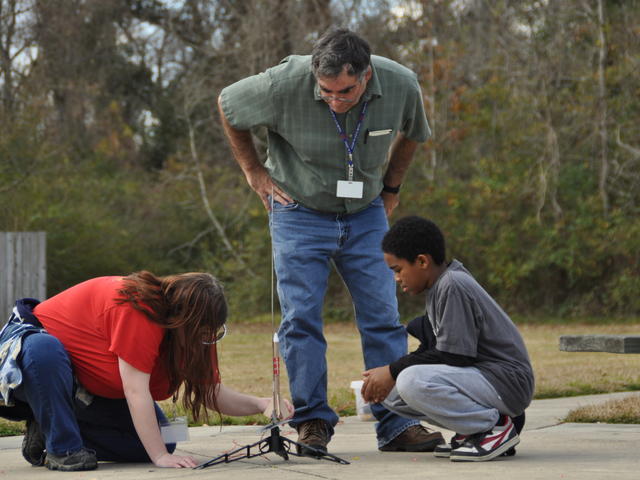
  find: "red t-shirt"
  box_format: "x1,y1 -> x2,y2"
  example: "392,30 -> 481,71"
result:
33,277 -> 172,400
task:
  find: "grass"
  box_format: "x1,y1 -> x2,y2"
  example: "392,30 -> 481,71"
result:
2,319 -> 639,435
564,394 -> 640,423
517,322 -> 640,398
0,422 -> 22,436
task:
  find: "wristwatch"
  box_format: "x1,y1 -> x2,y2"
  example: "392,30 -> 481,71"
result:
382,183 -> 401,194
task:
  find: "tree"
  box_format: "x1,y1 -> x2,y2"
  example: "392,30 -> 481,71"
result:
1,0 -> 638,316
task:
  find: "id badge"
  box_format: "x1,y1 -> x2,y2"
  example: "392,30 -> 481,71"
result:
336,180 -> 363,199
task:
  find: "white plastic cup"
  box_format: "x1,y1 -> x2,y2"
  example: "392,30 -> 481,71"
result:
350,380 -> 375,421
160,416 -> 190,443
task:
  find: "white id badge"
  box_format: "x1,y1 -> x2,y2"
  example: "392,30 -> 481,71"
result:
160,416 -> 190,443
336,180 -> 364,199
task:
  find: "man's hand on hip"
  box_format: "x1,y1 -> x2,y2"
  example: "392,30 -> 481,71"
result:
246,167 -> 292,210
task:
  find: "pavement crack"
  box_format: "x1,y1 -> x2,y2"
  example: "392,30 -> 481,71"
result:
528,421 -> 565,431
275,465 -> 340,479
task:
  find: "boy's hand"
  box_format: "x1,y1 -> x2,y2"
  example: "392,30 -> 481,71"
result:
361,366 -> 395,403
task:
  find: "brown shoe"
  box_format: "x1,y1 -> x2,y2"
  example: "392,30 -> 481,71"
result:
295,419 -> 332,457
379,424 -> 445,452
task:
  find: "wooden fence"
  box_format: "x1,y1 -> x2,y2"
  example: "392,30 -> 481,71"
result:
0,232 -> 46,326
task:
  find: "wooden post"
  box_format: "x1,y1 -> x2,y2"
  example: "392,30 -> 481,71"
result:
0,232 -> 47,326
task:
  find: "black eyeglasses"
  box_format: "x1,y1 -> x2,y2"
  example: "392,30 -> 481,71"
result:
201,324 -> 227,345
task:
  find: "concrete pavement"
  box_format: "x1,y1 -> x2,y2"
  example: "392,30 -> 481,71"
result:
1,391 -> 639,479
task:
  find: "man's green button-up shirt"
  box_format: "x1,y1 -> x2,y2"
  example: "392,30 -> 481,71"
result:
220,54 -> 430,214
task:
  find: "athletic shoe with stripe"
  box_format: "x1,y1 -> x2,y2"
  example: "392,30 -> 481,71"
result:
433,433 -> 467,458
449,415 -> 520,462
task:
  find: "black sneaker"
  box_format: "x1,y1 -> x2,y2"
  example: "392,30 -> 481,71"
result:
45,447 -> 97,471
21,419 -> 46,466
450,415 -> 520,462
379,424 -> 444,452
433,433 -> 467,458
295,419 -> 332,457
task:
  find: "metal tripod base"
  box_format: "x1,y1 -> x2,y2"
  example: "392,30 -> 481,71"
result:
194,424 -> 350,469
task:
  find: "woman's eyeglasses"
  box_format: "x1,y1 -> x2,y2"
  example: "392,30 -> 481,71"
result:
201,324 -> 227,345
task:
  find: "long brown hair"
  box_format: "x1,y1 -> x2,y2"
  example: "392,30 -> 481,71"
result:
115,270 -> 226,421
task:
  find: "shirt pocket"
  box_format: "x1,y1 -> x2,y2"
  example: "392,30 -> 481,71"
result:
358,127 -> 395,169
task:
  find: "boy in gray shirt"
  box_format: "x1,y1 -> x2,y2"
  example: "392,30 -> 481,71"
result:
361,216 -> 534,462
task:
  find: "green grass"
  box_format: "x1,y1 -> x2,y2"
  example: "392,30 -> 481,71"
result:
565,394 -> 640,423
182,319 -> 640,426
175,388 -> 358,427
0,420 -> 24,436
2,317 -> 639,435
535,384 -> 640,400
511,315 -> 640,326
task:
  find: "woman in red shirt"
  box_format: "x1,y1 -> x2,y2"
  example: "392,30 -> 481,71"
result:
4,271 -> 291,471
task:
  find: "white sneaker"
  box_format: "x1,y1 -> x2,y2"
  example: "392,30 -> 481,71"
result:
449,416 -> 520,462
433,433 -> 467,458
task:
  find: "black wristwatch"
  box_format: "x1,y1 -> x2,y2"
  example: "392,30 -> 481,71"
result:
382,183 -> 401,194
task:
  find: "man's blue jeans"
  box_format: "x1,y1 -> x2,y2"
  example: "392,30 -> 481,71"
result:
13,332 -> 175,461
269,196 -> 418,447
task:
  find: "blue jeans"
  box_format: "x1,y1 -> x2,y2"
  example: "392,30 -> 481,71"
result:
269,196 -> 418,446
13,332 -> 175,461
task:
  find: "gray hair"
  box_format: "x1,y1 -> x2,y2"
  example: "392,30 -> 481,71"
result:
311,27 -> 371,79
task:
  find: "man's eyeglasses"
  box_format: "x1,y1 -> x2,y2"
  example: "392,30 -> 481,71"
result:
319,94 -> 357,103
318,72 -> 367,104
201,324 -> 227,345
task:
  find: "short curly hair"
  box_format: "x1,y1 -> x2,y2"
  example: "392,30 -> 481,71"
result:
382,216 -> 446,265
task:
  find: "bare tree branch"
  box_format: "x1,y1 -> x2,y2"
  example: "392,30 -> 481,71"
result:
167,225 -> 215,257
616,126 -> 640,159
185,109 -> 254,275
596,0 -> 609,215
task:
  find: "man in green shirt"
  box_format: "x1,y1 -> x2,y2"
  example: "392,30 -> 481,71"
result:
218,27 -> 443,456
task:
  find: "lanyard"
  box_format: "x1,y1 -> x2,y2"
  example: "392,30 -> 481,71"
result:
329,101 -> 368,181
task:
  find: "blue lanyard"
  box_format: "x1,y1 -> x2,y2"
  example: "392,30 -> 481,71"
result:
329,101 -> 368,181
